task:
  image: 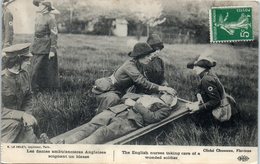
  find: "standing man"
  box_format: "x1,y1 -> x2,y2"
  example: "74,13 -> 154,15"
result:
30,0 -> 60,92
2,0 -> 15,70
2,0 -> 14,48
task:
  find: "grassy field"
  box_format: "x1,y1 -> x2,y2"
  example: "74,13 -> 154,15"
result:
14,34 -> 258,146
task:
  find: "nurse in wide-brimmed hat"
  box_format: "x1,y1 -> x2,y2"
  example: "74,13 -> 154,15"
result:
130,34 -> 168,94
186,54 -> 239,124
92,42 -> 177,114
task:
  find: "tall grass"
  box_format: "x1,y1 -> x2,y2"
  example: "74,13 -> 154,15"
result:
13,34 -> 258,146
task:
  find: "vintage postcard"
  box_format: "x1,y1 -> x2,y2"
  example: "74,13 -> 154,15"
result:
1,0 -> 258,163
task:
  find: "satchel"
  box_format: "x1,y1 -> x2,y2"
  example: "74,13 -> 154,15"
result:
211,79 -> 232,122
212,96 -> 232,122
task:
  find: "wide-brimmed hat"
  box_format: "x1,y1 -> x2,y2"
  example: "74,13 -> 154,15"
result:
147,34 -> 164,50
187,55 -> 216,69
33,0 -> 56,11
128,42 -> 154,58
3,43 -> 32,58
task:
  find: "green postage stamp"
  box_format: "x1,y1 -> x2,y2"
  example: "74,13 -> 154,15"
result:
210,6 -> 253,43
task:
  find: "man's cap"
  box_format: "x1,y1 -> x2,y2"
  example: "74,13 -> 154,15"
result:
147,34 -> 164,50
2,43 -> 32,58
91,77 -> 113,95
128,42 -> 155,58
187,55 -> 216,69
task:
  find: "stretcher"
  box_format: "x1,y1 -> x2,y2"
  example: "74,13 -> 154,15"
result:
50,98 -> 191,145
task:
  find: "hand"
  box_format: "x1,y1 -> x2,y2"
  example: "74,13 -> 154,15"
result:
159,86 -> 177,96
186,101 -> 200,114
132,102 -> 145,113
22,113 -> 38,127
124,98 -> 136,107
48,52 -> 55,59
2,52 -> 6,57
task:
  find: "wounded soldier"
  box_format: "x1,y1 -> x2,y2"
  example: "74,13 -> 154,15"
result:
59,93 -> 178,144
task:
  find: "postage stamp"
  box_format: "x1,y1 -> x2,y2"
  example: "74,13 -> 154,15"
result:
210,6 -> 254,43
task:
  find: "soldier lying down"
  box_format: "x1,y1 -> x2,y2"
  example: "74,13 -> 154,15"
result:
58,93 -> 178,144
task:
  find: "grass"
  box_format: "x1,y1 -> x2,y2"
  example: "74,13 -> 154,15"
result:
13,34 -> 258,146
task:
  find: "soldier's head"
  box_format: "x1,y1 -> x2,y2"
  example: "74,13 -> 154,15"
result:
160,93 -> 178,108
187,54 -> 216,75
135,94 -> 177,111
147,34 -> 164,59
128,42 -> 155,64
3,43 -> 32,71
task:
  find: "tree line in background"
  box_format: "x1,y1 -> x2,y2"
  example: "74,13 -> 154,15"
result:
53,0 -> 258,45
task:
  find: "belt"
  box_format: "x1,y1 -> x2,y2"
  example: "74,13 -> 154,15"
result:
34,34 -> 50,38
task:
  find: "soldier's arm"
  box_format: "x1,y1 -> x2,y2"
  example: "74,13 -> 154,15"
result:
124,61 -> 160,92
3,10 -> 14,48
21,90 -> 33,115
21,72 -> 33,114
48,15 -> 58,53
133,102 -> 171,124
198,77 -> 221,111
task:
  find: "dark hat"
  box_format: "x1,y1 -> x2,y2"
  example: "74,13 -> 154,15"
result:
187,55 -> 216,69
42,1 -> 55,11
147,34 -> 164,50
33,0 -> 44,7
33,0 -> 55,11
128,42 -> 154,58
3,43 -> 32,58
